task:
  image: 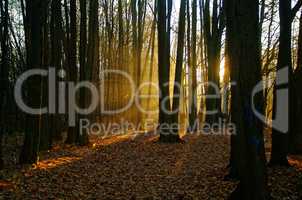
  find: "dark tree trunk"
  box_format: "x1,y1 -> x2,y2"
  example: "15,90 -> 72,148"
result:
203,0 -> 224,124
131,0 -> 139,124
0,0 -> 9,169
77,0 -> 99,146
76,0 -> 88,145
157,0 -> 180,143
270,0 -> 298,166
39,0 -> 52,151
66,0 -> 78,144
291,11 -> 302,154
171,0 -> 186,132
188,0 -> 198,131
225,0 -> 268,199
50,0 -> 64,141
20,0 -> 44,164
118,0 -> 124,114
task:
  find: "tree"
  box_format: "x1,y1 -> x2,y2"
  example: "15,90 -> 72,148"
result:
66,0 -> 78,144
292,11 -> 302,154
39,0 -> 52,151
172,0 -> 187,131
131,0 -> 147,125
188,0 -> 198,131
270,0 -> 302,166
19,0 -> 44,164
76,0 -> 99,146
146,0 -> 157,120
157,0 -> 180,143
50,0 -> 64,141
225,0 -> 268,198
0,0 -> 9,169
203,0 -> 225,124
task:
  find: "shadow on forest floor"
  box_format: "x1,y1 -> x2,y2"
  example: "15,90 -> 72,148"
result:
0,133 -> 302,200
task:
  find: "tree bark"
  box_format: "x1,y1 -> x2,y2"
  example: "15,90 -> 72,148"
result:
171,0 -> 186,134
270,0 -> 298,166
188,0 -> 198,131
66,0 -> 78,144
291,10 -> 302,154
157,0 -> 180,143
39,0 -> 52,151
77,0 -> 99,146
20,0 -> 44,164
50,0 -> 64,141
225,0 -> 268,198
76,0 -> 89,145
203,0 -> 224,124
0,0 -> 9,169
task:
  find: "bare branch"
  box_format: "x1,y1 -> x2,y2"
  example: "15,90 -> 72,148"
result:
291,0 -> 302,22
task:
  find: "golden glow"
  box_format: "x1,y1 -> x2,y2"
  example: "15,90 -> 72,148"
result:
289,156 -> 302,171
34,156 -> 81,170
99,134 -> 133,146
219,58 -> 225,81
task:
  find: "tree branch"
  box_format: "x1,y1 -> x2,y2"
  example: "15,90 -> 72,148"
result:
291,0 -> 302,22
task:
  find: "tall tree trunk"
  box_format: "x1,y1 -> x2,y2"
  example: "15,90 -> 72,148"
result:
189,0 -> 198,131
157,0 -> 180,143
131,0 -> 139,124
77,0 -> 99,146
270,0 -> 302,166
50,0 -> 64,141
292,11 -> 302,154
203,0 -> 224,124
77,0 -> 88,145
66,0 -> 78,144
171,0 -> 186,134
198,0 -> 206,121
0,0 -> 9,169
131,0 -> 146,125
118,0 -> 124,113
225,0 -> 268,198
20,0 -> 44,164
146,0 -> 157,119
39,0 -> 52,151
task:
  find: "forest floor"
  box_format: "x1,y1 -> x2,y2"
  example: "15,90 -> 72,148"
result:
0,132 -> 302,200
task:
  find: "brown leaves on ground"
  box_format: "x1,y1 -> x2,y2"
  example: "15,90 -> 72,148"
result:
1,133 -> 302,199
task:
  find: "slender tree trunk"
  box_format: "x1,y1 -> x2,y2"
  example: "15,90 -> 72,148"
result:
131,0 -> 139,124
203,0 -> 224,124
171,0 -> 186,134
0,0 -> 9,169
270,0 -> 298,166
189,0 -> 198,131
146,1 -> 157,119
76,0 -> 88,145
77,0 -> 99,146
118,0 -> 124,113
39,0 -> 52,151
198,0 -> 205,122
50,0 -> 64,141
157,0 -> 180,143
66,0 -> 78,144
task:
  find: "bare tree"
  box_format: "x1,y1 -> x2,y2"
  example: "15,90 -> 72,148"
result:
270,0 -> 302,166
